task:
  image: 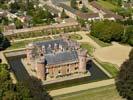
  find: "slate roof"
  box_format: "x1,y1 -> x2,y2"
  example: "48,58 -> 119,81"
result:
44,4 -> 61,15
90,1 -> 123,20
104,13 -> 123,20
58,3 -> 100,20
34,39 -> 68,54
45,50 -> 79,65
34,39 -> 79,66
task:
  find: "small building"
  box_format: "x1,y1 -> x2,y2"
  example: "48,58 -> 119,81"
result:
57,3 -> 100,21
44,4 -> 61,17
26,37 -> 91,80
89,1 -> 124,20
0,10 -> 7,18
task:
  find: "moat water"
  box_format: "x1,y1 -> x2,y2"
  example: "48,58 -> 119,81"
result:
7,55 -> 109,90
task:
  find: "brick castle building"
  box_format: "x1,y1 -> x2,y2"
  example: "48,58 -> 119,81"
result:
26,36 -> 90,80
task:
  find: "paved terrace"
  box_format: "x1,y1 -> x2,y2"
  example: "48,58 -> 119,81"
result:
3,22 -> 79,36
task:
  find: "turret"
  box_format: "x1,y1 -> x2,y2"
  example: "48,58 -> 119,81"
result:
36,54 -> 46,80
26,43 -> 35,65
78,49 -> 87,73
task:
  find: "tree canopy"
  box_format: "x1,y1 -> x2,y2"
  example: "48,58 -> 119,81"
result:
70,0 -> 78,9
0,32 -> 10,50
91,21 -> 124,43
61,9 -> 69,19
115,49 -> 133,100
90,21 -> 133,46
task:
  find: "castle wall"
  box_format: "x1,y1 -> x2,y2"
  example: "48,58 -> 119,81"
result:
46,62 -> 79,79
78,50 -> 87,73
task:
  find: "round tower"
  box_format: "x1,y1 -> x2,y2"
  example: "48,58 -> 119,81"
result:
36,55 -> 46,80
78,49 -> 87,73
26,43 -> 35,65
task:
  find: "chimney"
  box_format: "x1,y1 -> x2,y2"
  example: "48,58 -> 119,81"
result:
42,45 -> 46,53
59,44 -> 63,51
54,43 -> 58,50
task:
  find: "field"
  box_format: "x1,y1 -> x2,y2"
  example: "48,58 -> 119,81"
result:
54,85 -> 123,100
97,0 -> 119,11
95,59 -> 119,77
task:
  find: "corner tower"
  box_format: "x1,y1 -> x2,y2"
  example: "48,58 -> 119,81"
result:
78,49 -> 88,73
36,54 -> 46,80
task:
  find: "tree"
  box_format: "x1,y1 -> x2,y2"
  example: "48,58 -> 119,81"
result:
115,49 -> 133,100
81,5 -> 88,13
61,9 -> 68,19
90,21 -> 124,43
117,0 -> 122,6
0,32 -> 10,50
10,2 -> 20,13
70,0 -> 78,9
14,18 -> 23,29
0,64 -> 52,100
77,17 -> 86,27
126,26 -> 133,46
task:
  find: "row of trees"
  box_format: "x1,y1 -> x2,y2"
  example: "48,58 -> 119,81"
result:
90,21 -> 133,45
6,26 -> 80,40
0,63 -> 52,100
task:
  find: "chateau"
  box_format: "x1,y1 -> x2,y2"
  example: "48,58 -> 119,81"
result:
26,36 -> 90,80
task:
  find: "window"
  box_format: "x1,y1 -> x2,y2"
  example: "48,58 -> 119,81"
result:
75,67 -> 78,70
58,70 -> 61,74
67,69 -> 69,73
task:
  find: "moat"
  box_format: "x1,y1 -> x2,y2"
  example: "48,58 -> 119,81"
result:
7,55 -> 109,90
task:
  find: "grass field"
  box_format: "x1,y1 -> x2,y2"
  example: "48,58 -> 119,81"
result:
80,43 -> 94,56
7,37 -> 51,50
53,85 -> 123,100
97,0 -> 119,11
95,59 -> 119,77
87,34 -> 111,47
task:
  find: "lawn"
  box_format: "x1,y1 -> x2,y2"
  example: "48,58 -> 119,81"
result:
97,0 -> 119,11
95,59 -> 119,77
53,85 -> 123,100
87,34 -> 111,47
80,43 -> 94,56
7,37 -> 51,50
69,34 -> 82,40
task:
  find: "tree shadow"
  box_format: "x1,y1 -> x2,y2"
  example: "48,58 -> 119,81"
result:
19,76 -> 53,100
115,49 -> 133,100
0,32 -> 11,51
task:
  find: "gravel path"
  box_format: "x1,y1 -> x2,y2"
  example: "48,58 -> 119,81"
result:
76,32 -> 101,49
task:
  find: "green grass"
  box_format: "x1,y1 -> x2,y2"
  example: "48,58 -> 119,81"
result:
97,0 -> 119,11
80,43 -> 94,56
7,37 -> 51,50
53,35 -> 60,39
96,59 -> 119,77
87,34 -> 111,47
53,85 -> 122,100
69,34 -> 82,40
